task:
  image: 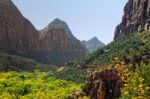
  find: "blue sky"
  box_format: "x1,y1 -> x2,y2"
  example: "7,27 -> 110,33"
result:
12,0 -> 128,44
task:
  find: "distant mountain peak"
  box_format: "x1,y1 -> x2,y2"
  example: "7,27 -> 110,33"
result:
89,36 -> 99,42
53,18 -> 64,22
82,36 -> 105,52
92,36 -> 98,39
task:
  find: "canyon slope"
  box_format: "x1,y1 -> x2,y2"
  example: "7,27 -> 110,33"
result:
114,0 -> 150,39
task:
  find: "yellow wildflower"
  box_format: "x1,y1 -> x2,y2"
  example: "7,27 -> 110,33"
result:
145,87 -> 149,90
123,91 -> 129,95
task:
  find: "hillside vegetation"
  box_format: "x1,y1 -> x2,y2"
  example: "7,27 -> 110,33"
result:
0,50 -> 55,72
51,31 -> 150,82
78,31 -> 150,66
51,31 -> 150,98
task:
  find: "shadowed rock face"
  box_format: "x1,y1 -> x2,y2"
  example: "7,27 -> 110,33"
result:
74,68 -> 123,99
0,0 -> 39,53
83,69 -> 122,99
82,37 -> 105,53
39,19 -> 88,65
114,0 -> 150,39
0,0 -> 88,65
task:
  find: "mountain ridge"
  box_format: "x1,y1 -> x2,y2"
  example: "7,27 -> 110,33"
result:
82,36 -> 105,52
0,0 -> 88,66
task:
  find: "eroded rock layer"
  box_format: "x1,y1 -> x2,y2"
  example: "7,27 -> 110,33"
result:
0,0 -> 39,53
39,19 -> 88,65
114,0 -> 150,39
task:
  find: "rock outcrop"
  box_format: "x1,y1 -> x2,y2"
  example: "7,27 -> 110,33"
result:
82,37 -> 105,53
0,0 -> 88,65
39,18 -> 88,65
114,0 -> 150,39
82,68 -> 123,99
74,66 -> 123,99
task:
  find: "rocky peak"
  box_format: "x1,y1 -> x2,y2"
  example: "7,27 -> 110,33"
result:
89,36 -> 100,43
82,37 -> 105,52
39,18 -> 88,65
114,0 -> 150,39
46,18 -> 71,32
41,18 -> 75,40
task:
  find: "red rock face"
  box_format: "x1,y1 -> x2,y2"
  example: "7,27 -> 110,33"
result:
0,0 -> 39,53
73,67 -> 123,99
114,0 -> 150,39
0,0 -> 87,65
39,19 -> 88,65
40,18 -> 87,53
82,68 -> 123,99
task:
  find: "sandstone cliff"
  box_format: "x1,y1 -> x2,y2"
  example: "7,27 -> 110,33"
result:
39,18 -> 88,65
0,0 -> 88,65
0,0 -> 39,53
114,0 -> 150,39
82,37 -> 105,53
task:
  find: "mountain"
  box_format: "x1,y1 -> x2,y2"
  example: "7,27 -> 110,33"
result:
0,0 -> 88,66
39,18 -> 88,65
0,0 -> 39,53
82,37 -> 105,52
114,0 -> 150,39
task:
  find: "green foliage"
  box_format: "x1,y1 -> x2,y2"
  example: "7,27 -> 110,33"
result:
137,63 -> 150,87
0,50 -> 55,72
50,66 -> 89,83
0,72 -> 81,99
54,31 -> 150,84
78,31 -> 150,66
120,62 -> 150,99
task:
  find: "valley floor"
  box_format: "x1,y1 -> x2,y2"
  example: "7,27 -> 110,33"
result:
0,71 -> 81,99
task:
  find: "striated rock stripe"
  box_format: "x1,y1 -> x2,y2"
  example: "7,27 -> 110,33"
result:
114,0 -> 150,39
